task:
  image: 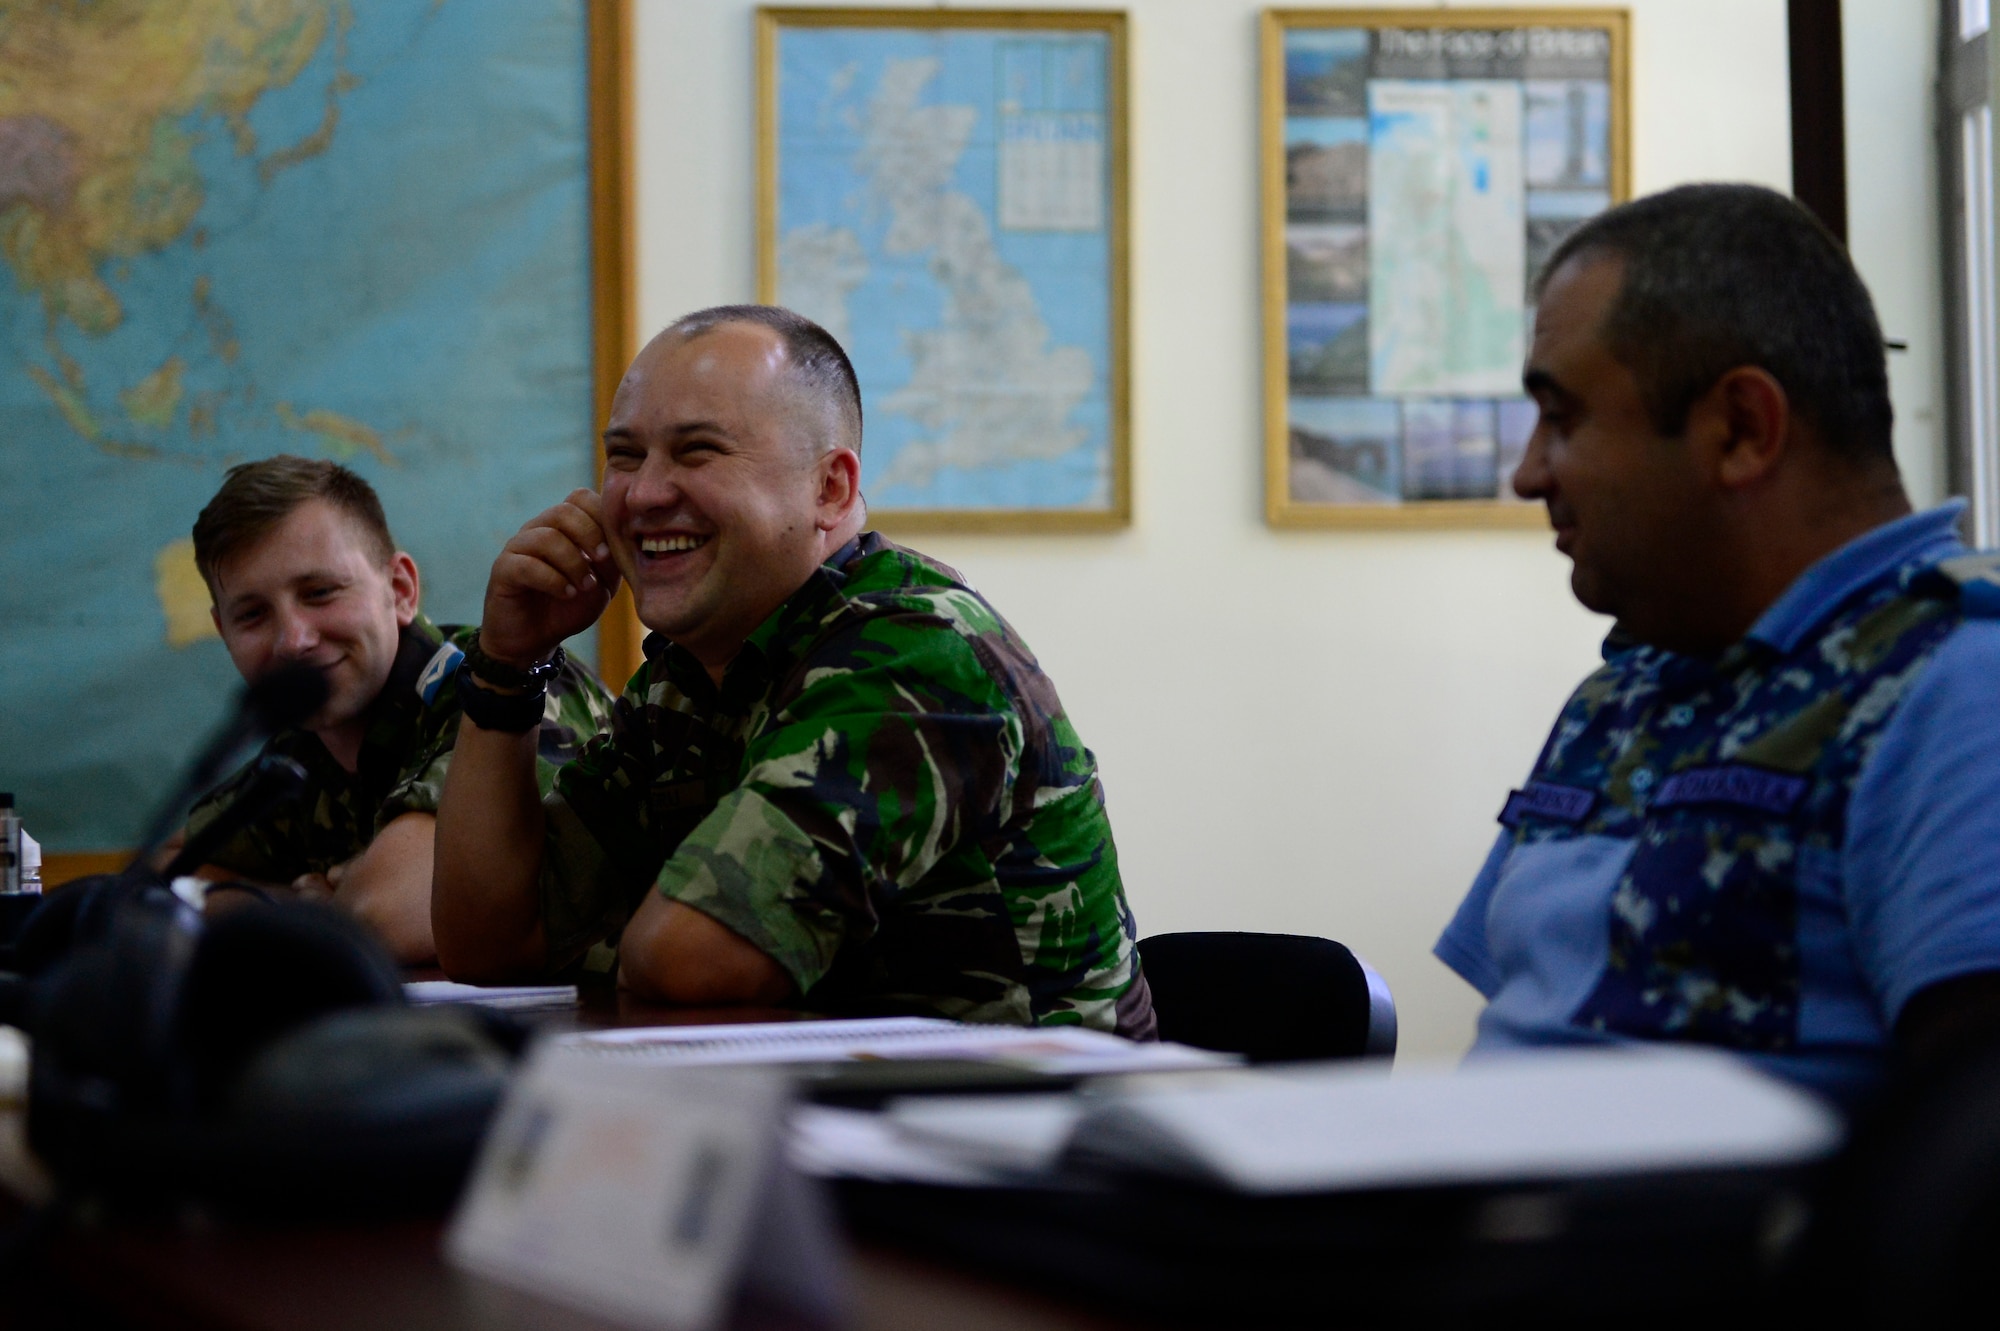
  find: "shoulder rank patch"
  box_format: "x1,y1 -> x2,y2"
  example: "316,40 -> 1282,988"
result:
1499,782 -> 1596,828
1933,552 -> 2000,619
417,641 -> 465,705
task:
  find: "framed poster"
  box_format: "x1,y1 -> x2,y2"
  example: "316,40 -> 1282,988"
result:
1262,9 -> 1629,527
757,8 -> 1130,531
1,0 -> 633,861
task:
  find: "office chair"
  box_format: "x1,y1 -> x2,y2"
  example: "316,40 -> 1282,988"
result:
1825,1031 -> 2000,1324
1136,931 -> 1395,1062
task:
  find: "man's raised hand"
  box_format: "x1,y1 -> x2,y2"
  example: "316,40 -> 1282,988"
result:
479,489 -> 622,668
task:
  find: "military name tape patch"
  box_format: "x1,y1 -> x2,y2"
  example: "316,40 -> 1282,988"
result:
1651,764 -> 1808,816
417,642 -> 466,705
1498,782 -> 1597,828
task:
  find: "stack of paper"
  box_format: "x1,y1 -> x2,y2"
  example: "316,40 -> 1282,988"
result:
404,980 -> 579,1012
560,1016 -> 1233,1076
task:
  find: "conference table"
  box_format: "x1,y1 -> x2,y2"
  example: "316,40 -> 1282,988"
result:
0,982 -> 1138,1331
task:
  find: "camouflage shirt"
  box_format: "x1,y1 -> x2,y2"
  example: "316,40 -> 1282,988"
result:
187,615 -> 615,882
1437,505 -> 2000,1098
539,533 -> 1156,1037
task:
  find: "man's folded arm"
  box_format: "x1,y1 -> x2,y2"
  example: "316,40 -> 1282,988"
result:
328,812 -> 437,964
615,626 -> 1024,1003
618,897 -> 795,1005
432,718 -> 550,981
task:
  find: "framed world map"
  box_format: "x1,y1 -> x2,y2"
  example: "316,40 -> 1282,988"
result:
0,0 -> 634,855
1262,8 -> 1629,528
757,8 -> 1130,531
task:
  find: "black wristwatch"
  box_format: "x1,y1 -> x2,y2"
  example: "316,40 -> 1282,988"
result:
456,660 -> 549,733
461,640 -> 565,691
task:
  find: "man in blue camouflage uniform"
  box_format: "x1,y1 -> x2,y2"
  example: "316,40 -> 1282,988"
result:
432,307 -> 1153,1035
1436,185 -> 2000,1103
183,457 -> 614,963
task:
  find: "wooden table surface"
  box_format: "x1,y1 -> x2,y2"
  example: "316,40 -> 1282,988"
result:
0,988 -> 1138,1331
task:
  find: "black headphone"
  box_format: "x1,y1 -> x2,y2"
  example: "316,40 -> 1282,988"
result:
15,874 -> 522,1218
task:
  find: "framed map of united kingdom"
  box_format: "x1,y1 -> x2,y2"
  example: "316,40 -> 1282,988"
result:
1262,9 -> 1629,527
757,8 -> 1130,531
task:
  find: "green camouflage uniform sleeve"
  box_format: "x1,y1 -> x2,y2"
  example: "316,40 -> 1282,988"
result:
659,605 -> 1034,995
379,637 -> 618,828
182,756 -> 303,883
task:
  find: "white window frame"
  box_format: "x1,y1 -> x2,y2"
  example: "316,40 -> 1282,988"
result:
1945,1 -> 2000,545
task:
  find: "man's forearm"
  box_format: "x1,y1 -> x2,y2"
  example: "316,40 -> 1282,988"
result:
432,717 -> 550,980
333,812 -> 438,965
618,894 -> 796,1006
440,486 -> 620,981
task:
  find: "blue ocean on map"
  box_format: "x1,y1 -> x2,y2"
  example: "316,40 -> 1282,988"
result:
0,2 -> 594,846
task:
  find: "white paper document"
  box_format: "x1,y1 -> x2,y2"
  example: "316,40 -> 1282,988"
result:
404,980 -> 579,1012
788,1105 -> 1013,1187
562,1016 -> 1232,1076
1071,1047 -> 1844,1193
883,1093 -> 1084,1175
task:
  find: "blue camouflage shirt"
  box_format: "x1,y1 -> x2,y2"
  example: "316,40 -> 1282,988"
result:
1437,503 -> 2000,1101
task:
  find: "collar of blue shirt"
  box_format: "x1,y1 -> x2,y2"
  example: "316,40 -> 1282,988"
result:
1597,501 -> 1970,663
1740,499 -> 1970,655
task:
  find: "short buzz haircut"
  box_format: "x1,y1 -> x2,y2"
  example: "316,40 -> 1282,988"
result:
192,455 -> 396,594
1537,183 -> 1895,465
665,304 -> 863,452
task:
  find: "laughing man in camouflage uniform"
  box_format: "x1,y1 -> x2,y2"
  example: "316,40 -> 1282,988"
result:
433,307 -> 1154,1036
184,456 -> 614,964
1435,186 -> 2000,1102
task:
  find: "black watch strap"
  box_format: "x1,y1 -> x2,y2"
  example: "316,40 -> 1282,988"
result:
462,640 -> 564,691
456,662 -> 548,733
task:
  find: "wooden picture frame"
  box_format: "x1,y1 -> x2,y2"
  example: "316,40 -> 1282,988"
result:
588,0 -> 645,688
1261,8 -> 1630,528
756,7 -> 1131,532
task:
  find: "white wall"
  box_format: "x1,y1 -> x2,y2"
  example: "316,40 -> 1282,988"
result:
627,0 -> 1902,1060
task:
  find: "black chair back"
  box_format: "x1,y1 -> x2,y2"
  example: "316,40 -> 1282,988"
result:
1137,931 -> 1394,1063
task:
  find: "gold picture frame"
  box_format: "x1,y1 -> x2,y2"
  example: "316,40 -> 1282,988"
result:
756,7 -> 1131,532
1261,8 -> 1630,529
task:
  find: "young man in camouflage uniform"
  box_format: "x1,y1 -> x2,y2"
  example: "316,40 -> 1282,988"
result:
1436,185 -> 2000,1103
184,457 -> 614,963
433,307 -> 1154,1037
